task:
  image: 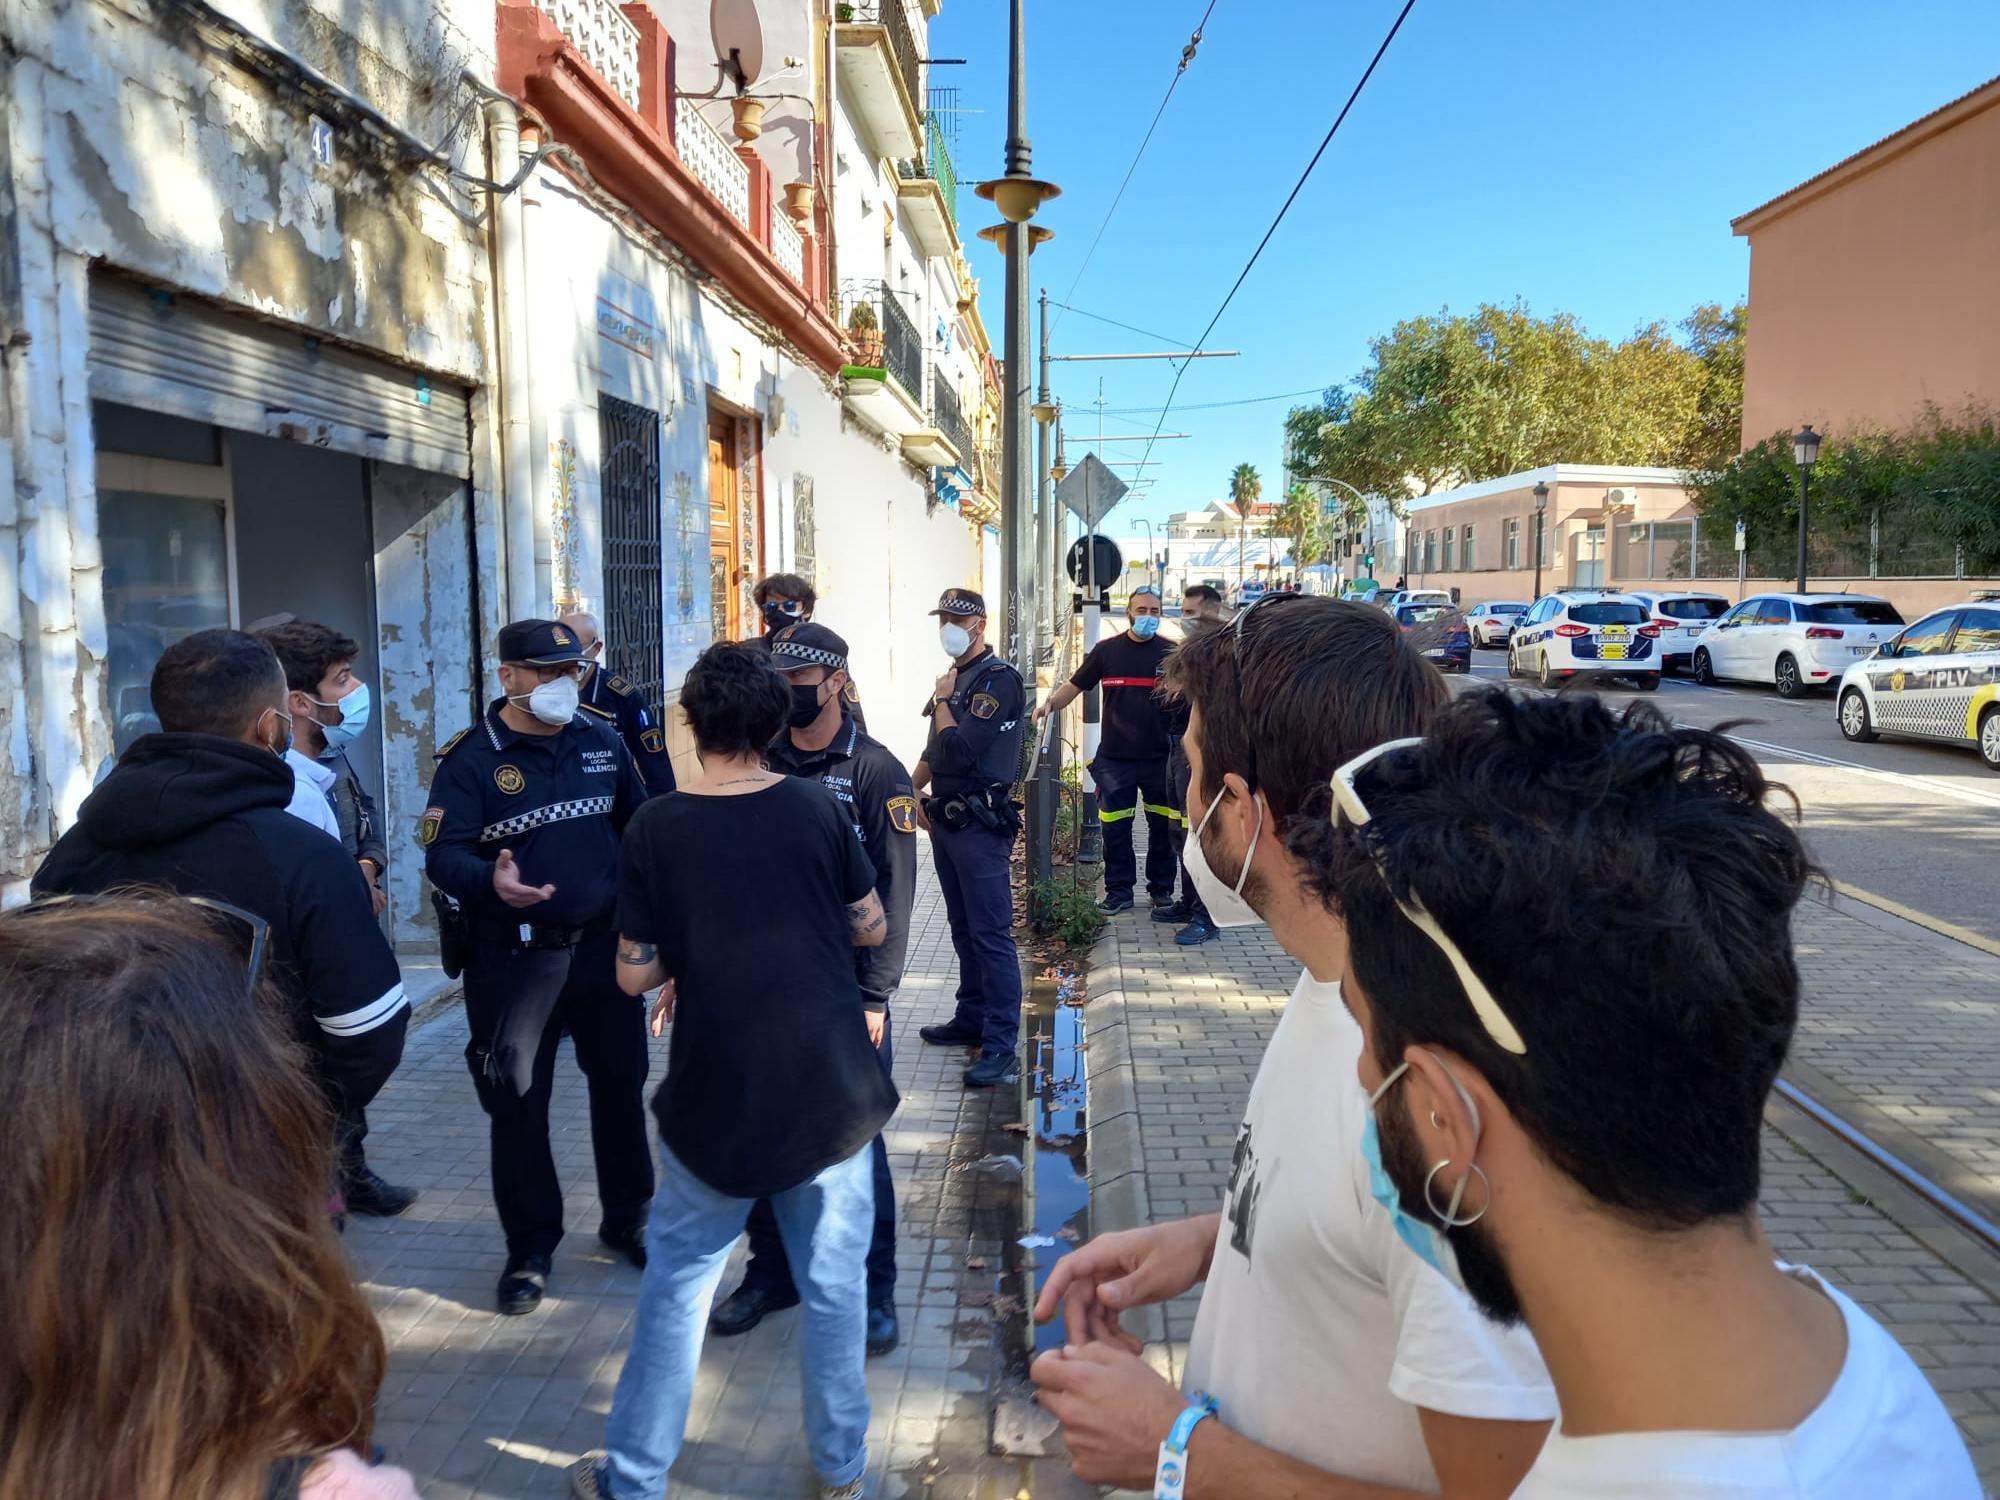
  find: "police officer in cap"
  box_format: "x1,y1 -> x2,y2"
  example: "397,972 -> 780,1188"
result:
560,610 -> 678,795
422,618 -> 656,1315
910,588 -> 1026,1087
706,621 -> 916,1354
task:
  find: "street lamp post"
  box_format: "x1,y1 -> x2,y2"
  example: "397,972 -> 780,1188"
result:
1532,480 -> 1550,598
1793,424 -> 1821,594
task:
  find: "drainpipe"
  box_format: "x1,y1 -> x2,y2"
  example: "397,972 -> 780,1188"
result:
487,95 -> 539,619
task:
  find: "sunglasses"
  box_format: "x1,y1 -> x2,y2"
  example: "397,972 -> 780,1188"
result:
6,893 -> 272,998
1330,738 -> 1528,1056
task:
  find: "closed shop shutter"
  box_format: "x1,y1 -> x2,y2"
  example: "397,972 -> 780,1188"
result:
87,275 -> 471,478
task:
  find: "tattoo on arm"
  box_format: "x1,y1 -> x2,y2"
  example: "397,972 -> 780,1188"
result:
617,939 -> 658,966
847,898 -> 886,936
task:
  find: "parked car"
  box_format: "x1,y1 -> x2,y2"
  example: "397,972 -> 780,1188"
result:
1463,600 -> 1527,647
1626,590 -> 1730,673
1507,591 -> 1660,689
1396,603 -> 1471,674
1229,580 -> 1268,610
1691,592 -> 1904,698
1379,587 -> 1453,615
1837,602 -> 2000,770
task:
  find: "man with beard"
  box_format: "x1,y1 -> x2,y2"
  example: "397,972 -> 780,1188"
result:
1327,691 -> 1979,1500
1154,583 -> 1226,944
1030,597 -> 1554,1499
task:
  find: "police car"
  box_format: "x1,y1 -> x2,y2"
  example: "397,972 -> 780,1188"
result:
1507,590 -> 1660,690
1836,601 -> 2000,770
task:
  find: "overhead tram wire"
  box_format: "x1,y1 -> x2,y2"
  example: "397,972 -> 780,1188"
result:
1048,301 -> 1196,350
1097,384 -> 1337,416
1047,0 -> 1220,341
1135,0 -> 1419,477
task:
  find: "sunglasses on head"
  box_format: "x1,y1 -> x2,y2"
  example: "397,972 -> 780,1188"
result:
1330,738 -> 1528,1056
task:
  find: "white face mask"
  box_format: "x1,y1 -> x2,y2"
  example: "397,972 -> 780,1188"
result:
940,622 -> 973,659
511,673 -> 579,726
1183,782 -> 1265,927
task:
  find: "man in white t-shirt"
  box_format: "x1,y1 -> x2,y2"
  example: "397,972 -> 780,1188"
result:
1324,690 -> 1980,1499
283,744 -> 341,839
1032,597 -> 1556,1498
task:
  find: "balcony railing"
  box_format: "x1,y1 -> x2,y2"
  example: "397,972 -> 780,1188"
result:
841,0 -> 920,116
548,0 -> 640,108
770,209 -> 804,283
839,280 -> 923,402
673,97 -> 751,226
933,374 -> 969,458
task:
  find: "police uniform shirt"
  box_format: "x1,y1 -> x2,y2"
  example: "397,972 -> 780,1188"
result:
922,647 -> 1025,794
768,712 -> 918,1009
1069,633 -> 1175,761
583,667 -> 678,795
422,700 -> 647,930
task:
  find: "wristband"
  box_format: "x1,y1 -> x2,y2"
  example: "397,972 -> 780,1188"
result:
1153,1391 -> 1218,1500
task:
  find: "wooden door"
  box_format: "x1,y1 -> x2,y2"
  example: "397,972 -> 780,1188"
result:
707,414 -> 740,642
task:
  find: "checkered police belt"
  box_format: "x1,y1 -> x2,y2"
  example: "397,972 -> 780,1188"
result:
481,796 -> 615,842
773,644 -> 847,670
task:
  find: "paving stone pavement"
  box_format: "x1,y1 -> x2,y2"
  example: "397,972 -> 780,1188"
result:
348,847 -> 1076,1500
1087,891 -> 2000,1490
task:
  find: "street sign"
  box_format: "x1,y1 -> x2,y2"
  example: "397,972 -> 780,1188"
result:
1734,519 -> 1747,553
1056,453 -> 1128,531
1065,534 -> 1123,588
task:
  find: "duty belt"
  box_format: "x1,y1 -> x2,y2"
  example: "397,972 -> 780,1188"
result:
472,917 -> 608,951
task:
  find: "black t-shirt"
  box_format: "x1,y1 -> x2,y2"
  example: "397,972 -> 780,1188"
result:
1071,632 -> 1175,762
616,777 -> 899,1198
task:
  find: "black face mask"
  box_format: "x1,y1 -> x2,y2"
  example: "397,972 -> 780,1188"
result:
764,600 -> 804,632
787,681 -> 827,728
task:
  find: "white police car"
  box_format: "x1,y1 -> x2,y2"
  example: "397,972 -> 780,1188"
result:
1507,590 -> 1661,690
1836,601 -> 2000,770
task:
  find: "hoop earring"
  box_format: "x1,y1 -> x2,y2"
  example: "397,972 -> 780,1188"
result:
1423,1159 -> 1490,1229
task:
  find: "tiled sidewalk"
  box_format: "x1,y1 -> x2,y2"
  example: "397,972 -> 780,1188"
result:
1084,894 -> 2000,1487
348,849 -> 1057,1499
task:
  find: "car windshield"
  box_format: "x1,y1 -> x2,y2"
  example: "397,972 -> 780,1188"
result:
1568,601 -> 1646,625
1800,599 -> 1903,625
1484,602 -> 1526,615
1656,597 -> 1727,620
1398,605 -> 1453,625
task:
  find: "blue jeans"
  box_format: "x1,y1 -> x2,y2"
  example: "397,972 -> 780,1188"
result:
599,1143 -> 874,1496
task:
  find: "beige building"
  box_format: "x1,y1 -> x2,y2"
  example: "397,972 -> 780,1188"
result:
1734,74 -> 2000,445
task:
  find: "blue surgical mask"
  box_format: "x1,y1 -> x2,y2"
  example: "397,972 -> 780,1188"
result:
309,681 -> 371,753
1362,1059 -> 1482,1293
1131,615 -> 1161,640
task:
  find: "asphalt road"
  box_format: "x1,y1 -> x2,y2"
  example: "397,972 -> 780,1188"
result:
1457,650 -> 2000,945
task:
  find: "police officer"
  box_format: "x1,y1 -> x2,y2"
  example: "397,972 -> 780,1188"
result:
560,611 -> 678,795
746,574 -> 870,733
421,618 -> 656,1315
910,588 -> 1026,1087
707,622 -> 916,1354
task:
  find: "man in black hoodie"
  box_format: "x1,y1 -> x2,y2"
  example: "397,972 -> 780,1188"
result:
33,628 -> 410,1145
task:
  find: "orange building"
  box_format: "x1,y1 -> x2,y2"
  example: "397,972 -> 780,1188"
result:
1733,74 -> 2000,445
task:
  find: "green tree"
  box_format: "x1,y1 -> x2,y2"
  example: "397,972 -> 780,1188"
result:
1268,482 -> 1325,573
1228,461 -> 1263,514
1672,301 -> 1748,473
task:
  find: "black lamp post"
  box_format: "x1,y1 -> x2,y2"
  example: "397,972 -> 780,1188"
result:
1792,424 -> 1821,594
1532,480 -> 1550,598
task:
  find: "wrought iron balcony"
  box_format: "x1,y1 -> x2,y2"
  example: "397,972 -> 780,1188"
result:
840,1 -> 920,118
838,280 -> 923,404
932,373 -> 969,461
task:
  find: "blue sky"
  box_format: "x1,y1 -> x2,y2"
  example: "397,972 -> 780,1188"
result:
930,1 -> 2000,526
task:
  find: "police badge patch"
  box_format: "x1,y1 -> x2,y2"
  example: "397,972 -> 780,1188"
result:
887,794 -> 919,834
971,693 -> 1000,720
495,764 -> 526,795
640,726 -> 665,754
418,806 -> 444,845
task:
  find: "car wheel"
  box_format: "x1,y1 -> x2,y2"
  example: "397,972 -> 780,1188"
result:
1775,653 -> 1804,699
1632,674 -> 1659,692
1839,689 -> 1878,744
1538,653 -> 1554,690
1692,647 -> 1714,686
1506,646 -> 1522,679
1980,706 -> 2000,772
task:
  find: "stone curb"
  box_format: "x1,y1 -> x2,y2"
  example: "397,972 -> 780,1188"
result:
409,982 -> 463,1031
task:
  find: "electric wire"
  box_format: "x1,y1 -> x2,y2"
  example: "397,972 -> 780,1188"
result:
1136,0 -> 1419,479
1048,301 -> 1196,350
1048,0 -> 1220,340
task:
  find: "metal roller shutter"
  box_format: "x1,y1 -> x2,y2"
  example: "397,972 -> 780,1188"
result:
87,274 -> 472,478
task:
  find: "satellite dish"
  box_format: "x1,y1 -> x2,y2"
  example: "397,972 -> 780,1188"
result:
711,0 -> 765,92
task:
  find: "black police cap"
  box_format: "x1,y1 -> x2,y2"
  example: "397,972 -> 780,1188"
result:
769,621 -> 851,673
498,618 -> 587,665
931,588 -> 986,618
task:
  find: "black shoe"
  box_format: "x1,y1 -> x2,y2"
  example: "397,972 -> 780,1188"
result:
1098,894 -> 1134,915
1175,917 -> 1217,946
866,1300 -> 900,1356
963,1053 -> 1019,1088
1149,893 -> 1178,910
1151,901 -> 1192,924
709,1281 -> 801,1337
598,1223 -> 647,1269
919,1020 -> 983,1048
497,1253 -> 551,1316
342,1167 -> 418,1218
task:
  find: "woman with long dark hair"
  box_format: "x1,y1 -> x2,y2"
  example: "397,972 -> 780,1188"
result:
0,895 -> 417,1500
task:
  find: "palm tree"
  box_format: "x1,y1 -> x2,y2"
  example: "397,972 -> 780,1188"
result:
1270,483 -> 1321,585
1228,463 -> 1263,592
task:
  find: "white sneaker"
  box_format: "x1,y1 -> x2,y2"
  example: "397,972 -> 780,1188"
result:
819,1480 -> 866,1500
569,1452 -> 612,1500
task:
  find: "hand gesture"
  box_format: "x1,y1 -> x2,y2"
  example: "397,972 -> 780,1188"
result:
649,979 -> 676,1038
1030,1343 -> 1186,1489
493,848 -> 556,909
933,667 -> 959,701
1032,1217 -> 1214,1352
